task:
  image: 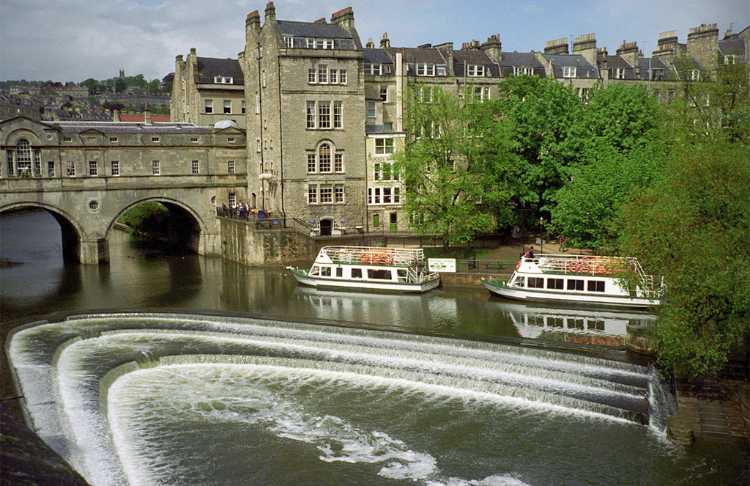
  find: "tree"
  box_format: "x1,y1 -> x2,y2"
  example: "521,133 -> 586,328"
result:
147,79 -> 161,95
619,142 -> 750,377
492,76 -> 583,226
81,78 -> 100,95
395,85 -> 520,246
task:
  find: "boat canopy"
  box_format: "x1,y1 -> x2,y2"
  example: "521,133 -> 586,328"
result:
317,246 -> 425,267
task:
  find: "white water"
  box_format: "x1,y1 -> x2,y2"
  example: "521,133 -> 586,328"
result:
8,313 -> 669,486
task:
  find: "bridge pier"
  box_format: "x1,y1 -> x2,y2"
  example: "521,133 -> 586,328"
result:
79,238 -> 109,265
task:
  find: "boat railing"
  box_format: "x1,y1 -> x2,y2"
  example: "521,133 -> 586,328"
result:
321,246 -> 425,267
407,267 -> 440,284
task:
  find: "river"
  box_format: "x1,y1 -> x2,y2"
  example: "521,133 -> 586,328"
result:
1,209 -> 747,485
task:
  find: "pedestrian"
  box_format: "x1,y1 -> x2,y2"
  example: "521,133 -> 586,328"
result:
559,235 -> 566,252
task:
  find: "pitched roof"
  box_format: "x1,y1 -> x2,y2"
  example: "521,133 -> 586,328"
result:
452,49 -> 500,77
399,47 -> 446,65
56,121 -> 211,134
719,37 -> 746,58
277,20 -> 352,39
363,48 -> 394,64
196,57 -> 244,85
606,55 -> 638,80
638,57 -> 675,80
543,54 -> 599,79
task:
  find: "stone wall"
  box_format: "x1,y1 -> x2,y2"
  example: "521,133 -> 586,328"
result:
219,217 -> 317,265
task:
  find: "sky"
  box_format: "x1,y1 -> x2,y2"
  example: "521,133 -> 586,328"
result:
1,0 -> 748,82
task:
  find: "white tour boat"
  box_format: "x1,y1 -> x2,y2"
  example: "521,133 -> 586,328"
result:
287,246 -> 440,293
482,253 -> 664,309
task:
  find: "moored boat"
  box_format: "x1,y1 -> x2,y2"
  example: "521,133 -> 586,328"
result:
287,246 -> 440,293
482,253 -> 664,309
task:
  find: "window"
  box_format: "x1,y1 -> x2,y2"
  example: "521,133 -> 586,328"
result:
307,153 -> 317,173
334,184 -> 344,203
339,70 -> 347,84
306,38 -> 316,49
228,192 -> 236,207
548,317 -> 564,328
334,152 -> 344,173
223,100 -> 232,114
563,66 -> 576,78
318,101 -> 331,128
587,280 -> 605,292
228,137 -> 236,144
66,161 -> 76,177
111,160 -> 120,176
368,269 -> 391,280
213,76 -> 233,84
436,65 -> 447,76
416,63 -> 435,76
366,64 -> 383,75
306,101 -> 316,128
318,64 -> 328,84
284,36 -> 294,48
528,277 -> 544,288
204,99 -> 213,113
383,187 -> 392,204
33,159 -> 41,177
690,69 -> 700,81
151,160 -> 160,175
373,213 -> 381,226
367,101 -> 376,121
374,163 -> 381,181
380,85 -> 388,102
467,65 -> 485,77
567,279 -> 584,291
336,267 -> 343,277
47,161 -> 55,177
375,138 -> 394,155
192,160 -> 199,175
419,86 -> 433,103
88,160 -> 98,176
13,140 -> 31,175
321,39 -> 334,49
320,185 -> 332,203
318,143 -> 331,172
151,136 -> 160,143
241,101 -> 246,114
308,67 -> 317,84
329,69 -> 338,84
652,69 -> 664,81
109,136 -> 118,143
724,55 -> 736,65
321,266 -> 332,277
588,320 -> 605,331
307,184 -> 317,204
351,268 -> 363,279
310,265 -> 320,276
191,137 -> 199,143
63,136 -> 72,143
615,68 -> 626,79
513,66 -> 534,76
547,278 -> 564,290
514,276 -> 525,288
227,160 -> 236,174
333,101 -> 343,129
394,187 -> 400,203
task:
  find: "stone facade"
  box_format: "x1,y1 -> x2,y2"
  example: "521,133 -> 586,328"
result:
0,115 -> 247,263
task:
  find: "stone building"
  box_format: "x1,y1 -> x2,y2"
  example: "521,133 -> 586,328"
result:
171,49 -> 247,128
168,4 -> 748,236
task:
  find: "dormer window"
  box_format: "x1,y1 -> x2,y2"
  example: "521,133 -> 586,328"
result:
563,66 -> 577,78
213,76 -> 233,84
615,68 -> 626,79
724,55 -> 736,65
436,65 -> 447,76
365,64 -> 383,75
690,69 -> 701,81
284,36 -> 294,48
467,65 -> 485,77
321,39 -> 334,49
416,64 -> 435,76
651,69 -> 664,81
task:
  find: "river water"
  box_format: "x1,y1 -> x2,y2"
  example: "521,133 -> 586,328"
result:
1,210 -> 747,485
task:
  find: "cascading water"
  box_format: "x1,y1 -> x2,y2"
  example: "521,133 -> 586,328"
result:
5,312 -> 740,485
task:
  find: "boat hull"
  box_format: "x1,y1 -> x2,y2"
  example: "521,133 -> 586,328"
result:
482,281 -> 660,309
289,269 -> 440,294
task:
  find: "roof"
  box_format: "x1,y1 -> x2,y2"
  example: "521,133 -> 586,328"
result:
638,57 -> 675,80
196,57 -> 244,85
399,47 -> 446,65
719,37 -> 746,58
363,48 -> 394,64
606,55 -> 638,80
119,113 -> 171,123
498,52 -> 546,77
543,54 -> 599,79
55,121 -> 211,134
453,49 -> 500,77
277,20 -> 352,39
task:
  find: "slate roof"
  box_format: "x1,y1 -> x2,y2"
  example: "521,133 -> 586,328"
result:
277,20 -> 353,39
399,47 -> 446,65
453,50 -> 500,77
196,57 -> 244,85
638,57 -> 675,80
498,52 -> 545,77
56,121 -> 211,134
363,48 -> 394,64
719,37 -> 746,59
543,54 -> 598,79
606,55 -> 638,80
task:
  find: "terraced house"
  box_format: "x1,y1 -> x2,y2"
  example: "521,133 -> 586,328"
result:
168,4 -> 748,235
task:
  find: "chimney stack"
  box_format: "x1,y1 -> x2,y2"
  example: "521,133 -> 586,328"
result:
331,6 -> 355,31
380,32 -> 391,49
688,23 -> 719,71
544,37 -> 569,55
246,10 -> 260,32
481,34 -> 502,63
264,1 -> 276,23
616,40 -> 640,67
366,38 -> 374,48
572,33 -> 597,65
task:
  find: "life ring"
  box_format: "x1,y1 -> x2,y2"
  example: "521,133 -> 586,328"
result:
515,261 -> 521,270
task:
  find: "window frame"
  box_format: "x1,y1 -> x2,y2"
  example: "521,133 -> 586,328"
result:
227,160 -> 236,175
151,160 -> 160,176
204,99 -> 213,114
111,160 -> 120,176
191,160 -> 199,175
88,160 -> 98,177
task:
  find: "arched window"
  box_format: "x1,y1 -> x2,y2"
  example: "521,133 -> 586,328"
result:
318,143 -> 331,173
15,139 -> 32,176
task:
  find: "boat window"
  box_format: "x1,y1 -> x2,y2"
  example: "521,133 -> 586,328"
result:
310,266 -> 320,276
321,267 -> 332,277
351,268 -> 363,279
588,320 -> 605,331
514,276 -> 525,287
548,317 -> 564,328
528,277 -> 544,289
336,267 -> 343,277
571,319 -> 585,330
587,280 -> 605,292
567,279 -> 584,291
547,278 -> 564,290
367,269 -> 392,280
397,269 -> 407,282
529,315 -> 544,326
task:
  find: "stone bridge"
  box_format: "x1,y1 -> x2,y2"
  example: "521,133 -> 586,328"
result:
0,116 -> 248,264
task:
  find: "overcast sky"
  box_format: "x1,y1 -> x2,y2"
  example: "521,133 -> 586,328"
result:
1,0 -> 747,82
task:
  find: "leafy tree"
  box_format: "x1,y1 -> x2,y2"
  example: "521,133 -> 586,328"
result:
147,79 -> 162,95
493,76 -> 583,225
619,142 -> 750,377
395,85 -> 520,246
114,78 -> 127,93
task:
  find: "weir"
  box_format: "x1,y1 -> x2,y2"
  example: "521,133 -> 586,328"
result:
7,312 -> 674,486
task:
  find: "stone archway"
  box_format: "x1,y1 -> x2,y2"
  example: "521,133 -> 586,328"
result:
0,202 -> 89,263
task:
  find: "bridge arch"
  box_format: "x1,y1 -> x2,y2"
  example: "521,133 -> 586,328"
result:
0,202 -> 87,263
106,197 -> 208,255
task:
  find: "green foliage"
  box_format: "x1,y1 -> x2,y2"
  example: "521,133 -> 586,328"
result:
619,143 -> 750,377
118,202 -> 168,230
